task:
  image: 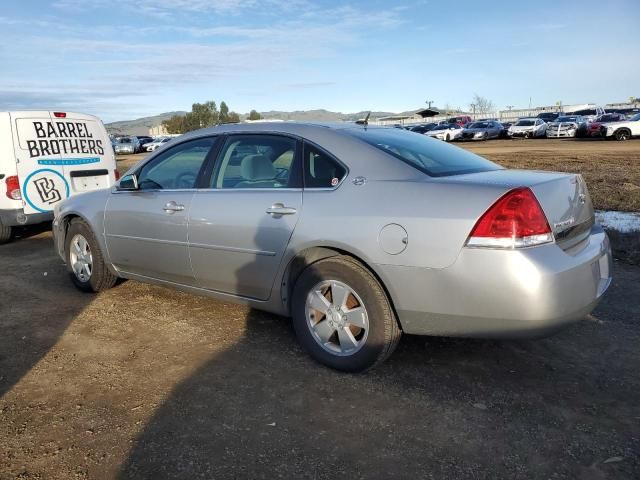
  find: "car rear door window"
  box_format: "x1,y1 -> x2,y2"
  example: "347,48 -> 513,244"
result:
137,137 -> 214,190
212,134 -> 300,189
303,143 -> 347,188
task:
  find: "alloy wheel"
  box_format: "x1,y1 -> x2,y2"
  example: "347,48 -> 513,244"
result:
69,233 -> 93,282
305,280 -> 369,356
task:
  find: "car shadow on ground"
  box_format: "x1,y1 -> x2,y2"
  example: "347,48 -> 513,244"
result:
117,215 -> 639,479
0,228 -> 94,398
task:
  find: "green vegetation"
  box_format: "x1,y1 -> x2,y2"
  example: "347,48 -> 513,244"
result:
162,100 -> 245,134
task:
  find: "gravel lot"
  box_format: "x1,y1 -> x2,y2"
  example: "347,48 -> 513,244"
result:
1,139 -> 639,479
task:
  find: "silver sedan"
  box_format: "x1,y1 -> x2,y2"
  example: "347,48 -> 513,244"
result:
53,122 -> 612,372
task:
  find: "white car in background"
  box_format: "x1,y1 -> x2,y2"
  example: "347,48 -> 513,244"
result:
145,137 -> 173,152
508,118 -> 547,138
423,123 -> 463,142
546,115 -> 588,138
601,112 -> 640,141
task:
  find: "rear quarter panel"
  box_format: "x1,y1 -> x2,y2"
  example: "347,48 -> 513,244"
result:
290,179 -> 510,270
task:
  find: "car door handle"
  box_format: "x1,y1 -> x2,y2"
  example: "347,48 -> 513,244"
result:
163,201 -> 185,213
266,203 -> 297,216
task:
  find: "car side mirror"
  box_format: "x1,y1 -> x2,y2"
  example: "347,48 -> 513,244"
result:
117,174 -> 139,191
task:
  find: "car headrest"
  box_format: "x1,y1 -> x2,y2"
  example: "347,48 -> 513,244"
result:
240,154 -> 275,181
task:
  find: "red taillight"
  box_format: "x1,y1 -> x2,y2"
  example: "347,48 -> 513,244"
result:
467,187 -> 553,249
114,169 -> 121,181
53,112 -> 66,118
5,175 -> 22,200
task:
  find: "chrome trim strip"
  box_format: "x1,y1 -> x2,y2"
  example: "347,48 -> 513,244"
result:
106,233 -> 187,246
106,233 -> 276,256
189,242 -> 276,256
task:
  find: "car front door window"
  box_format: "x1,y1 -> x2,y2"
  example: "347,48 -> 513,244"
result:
137,137 -> 215,190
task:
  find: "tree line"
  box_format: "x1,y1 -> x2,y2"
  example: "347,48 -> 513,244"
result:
162,101 -> 263,134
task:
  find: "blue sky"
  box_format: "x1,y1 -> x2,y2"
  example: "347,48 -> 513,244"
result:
1,0 -> 638,122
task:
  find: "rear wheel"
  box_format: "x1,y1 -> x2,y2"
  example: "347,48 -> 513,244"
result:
65,218 -> 117,292
0,220 -> 13,244
445,134 -> 451,142
292,256 -> 401,372
615,129 -> 630,141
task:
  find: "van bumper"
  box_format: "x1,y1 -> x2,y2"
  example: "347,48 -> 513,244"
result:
0,208 -> 53,227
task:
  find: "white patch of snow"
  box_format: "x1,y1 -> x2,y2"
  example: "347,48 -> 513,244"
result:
595,210 -> 640,233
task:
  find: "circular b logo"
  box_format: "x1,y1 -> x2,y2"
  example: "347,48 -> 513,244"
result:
22,169 -> 70,213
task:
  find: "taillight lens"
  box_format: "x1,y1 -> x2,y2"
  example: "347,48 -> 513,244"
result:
53,112 -> 67,118
114,169 -> 121,181
466,187 -> 553,249
5,175 -> 22,200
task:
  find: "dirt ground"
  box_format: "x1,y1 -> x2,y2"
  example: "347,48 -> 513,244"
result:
1,139 -> 639,479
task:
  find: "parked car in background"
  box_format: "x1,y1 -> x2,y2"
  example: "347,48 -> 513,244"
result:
586,113 -> 627,138
447,115 -> 473,127
571,107 -> 606,124
536,112 -> 563,123
0,110 -> 117,244
409,123 -> 437,134
113,136 -> 141,155
145,136 -> 174,152
136,136 -> 154,152
500,122 -> 513,138
508,118 -> 547,138
52,122 -> 612,372
601,112 -> 640,141
546,115 -> 588,138
460,121 -> 503,141
424,123 -> 463,141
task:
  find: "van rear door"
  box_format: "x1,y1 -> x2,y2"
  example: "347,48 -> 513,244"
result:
12,111 -> 65,214
11,111 -> 115,215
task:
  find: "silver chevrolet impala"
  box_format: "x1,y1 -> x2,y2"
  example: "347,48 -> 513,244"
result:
53,122 -> 612,372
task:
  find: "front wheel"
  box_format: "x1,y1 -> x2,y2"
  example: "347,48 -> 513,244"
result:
292,256 -> 401,372
65,218 -> 118,292
0,220 -> 13,244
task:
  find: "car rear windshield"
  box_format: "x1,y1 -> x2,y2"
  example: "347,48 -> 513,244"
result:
346,128 -> 501,177
557,116 -> 578,122
515,120 -> 535,126
467,122 -> 489,128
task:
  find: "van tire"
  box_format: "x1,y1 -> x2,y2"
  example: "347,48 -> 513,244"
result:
0,221 -> 13,244
65,218 -> 117,292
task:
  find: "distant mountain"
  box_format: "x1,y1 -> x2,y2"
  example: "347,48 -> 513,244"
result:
254,109 -> 398,122
105,108 -> 432,135
105,111 -> 187,135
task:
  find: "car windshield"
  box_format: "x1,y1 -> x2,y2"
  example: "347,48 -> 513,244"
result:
598,114 -> 620,122
557,116 -> 578,122
515,120 -> 535,126
467,122 -> 488,129
346,127 -> 501,177
433,125 -> 451,130
118,138 -> 132,144
629,113 -> 640,121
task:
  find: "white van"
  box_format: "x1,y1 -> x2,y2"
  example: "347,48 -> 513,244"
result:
0,111 -> 117,243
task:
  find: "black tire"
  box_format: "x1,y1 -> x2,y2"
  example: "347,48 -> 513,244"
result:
445,134 -> 450,142
291,256 -> 401,372
615,129 -> 630,141
65,218 -> 117,292
0,220 -> 13,244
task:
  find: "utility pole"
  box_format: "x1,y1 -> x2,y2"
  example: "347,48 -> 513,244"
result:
425,100 -> 434,109
470,103 -> 476,120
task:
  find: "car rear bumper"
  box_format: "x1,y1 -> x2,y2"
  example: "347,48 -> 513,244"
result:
0,208 -> 53,227
378,225 -> 612,338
